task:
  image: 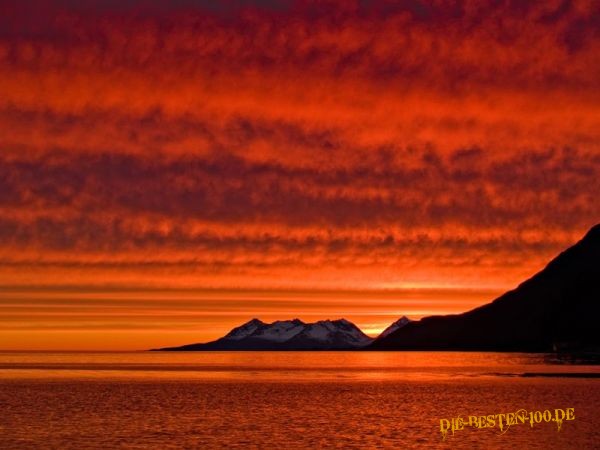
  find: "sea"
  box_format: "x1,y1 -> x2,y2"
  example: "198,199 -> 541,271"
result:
0,351 -> 598,449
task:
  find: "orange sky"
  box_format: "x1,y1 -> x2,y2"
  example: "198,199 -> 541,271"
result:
1,0 -> 599,349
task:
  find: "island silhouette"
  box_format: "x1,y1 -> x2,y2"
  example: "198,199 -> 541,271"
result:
156,224 -> 600,352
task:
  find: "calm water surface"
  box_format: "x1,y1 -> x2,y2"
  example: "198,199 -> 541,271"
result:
0,352 -> 598,449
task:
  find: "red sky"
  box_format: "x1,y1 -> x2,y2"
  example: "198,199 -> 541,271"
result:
1,0 -> 599,349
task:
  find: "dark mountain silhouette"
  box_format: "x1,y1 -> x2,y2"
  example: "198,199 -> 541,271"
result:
376,316 -> 411,339
156,318 -> 373,351
370,224 -> 600,351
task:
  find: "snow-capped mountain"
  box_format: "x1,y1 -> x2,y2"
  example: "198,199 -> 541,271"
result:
223,318 -> 265,340
157,318 -> 374,351
377,316 -> 411,339
283,319 -> 373,349
249,319 -> 306,342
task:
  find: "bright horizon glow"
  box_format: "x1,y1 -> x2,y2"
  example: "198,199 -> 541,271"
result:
0,285 -> 506,350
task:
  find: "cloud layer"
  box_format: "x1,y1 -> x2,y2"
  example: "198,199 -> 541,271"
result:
0,0 -> 599,348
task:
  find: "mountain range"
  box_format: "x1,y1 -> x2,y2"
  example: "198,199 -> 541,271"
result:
156,224 -> 599,352
158,317 -> 404,351
371,223 -> 600,351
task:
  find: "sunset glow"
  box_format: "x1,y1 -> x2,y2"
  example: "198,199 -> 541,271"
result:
1,0 -> 599,349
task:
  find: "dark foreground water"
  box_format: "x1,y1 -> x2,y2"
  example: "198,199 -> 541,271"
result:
0,352 -> 598,449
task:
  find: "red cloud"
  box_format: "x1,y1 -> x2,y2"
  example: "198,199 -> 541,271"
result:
0,0 -> 599,347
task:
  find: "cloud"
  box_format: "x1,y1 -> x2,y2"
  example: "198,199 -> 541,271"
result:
0,1 -> 598,347
0,146 -> 597,228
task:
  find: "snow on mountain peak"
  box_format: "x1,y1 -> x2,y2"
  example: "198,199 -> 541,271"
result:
252,319 -> 306,342
223,318 -> 265,340
378,316 -> 411,339
299,319 -> 372,345
222,317 -> 373,347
